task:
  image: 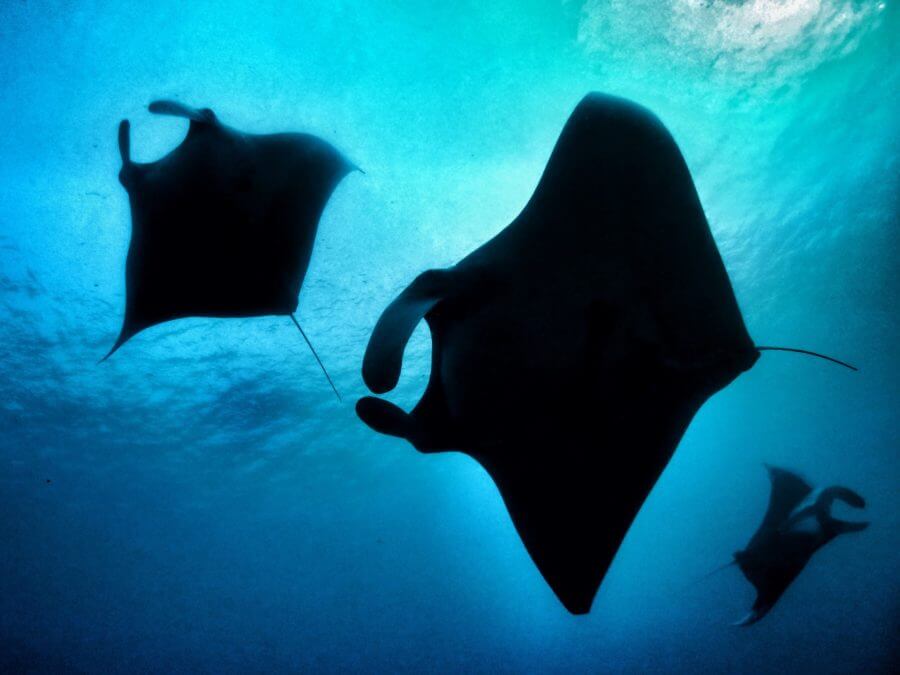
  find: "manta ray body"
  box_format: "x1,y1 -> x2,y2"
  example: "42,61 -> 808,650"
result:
106,100 -> 355,377
357,93 -> 765,613
732,465 -> 868,626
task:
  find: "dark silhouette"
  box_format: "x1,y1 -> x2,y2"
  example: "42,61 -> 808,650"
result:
732,465 -> 868,626
356,93 -> 854,614
105,100 -> 356,396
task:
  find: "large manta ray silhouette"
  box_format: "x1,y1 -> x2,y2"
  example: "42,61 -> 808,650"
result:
730,465 -> 868,626
106,100 -> 356,397
356,93 -> 856,614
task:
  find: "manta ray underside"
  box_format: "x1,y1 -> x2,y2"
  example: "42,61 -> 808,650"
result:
356,93 -> 765,613
105,100 -> 356,393
731,465 -> 868,626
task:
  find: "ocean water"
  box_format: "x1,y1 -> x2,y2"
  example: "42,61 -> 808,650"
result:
0,1 -> 897,672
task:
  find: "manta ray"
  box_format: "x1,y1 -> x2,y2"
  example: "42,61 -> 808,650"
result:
356,93 -> 856,613
730,465 -> 868,626
106,100 -> 357,397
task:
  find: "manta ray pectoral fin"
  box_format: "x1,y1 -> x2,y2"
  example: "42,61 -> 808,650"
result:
362,268 -> 455,394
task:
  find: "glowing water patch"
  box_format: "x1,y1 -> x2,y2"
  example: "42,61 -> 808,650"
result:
579,0 -> 885,88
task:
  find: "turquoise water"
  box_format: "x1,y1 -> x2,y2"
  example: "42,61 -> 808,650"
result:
1,1 -> 897,671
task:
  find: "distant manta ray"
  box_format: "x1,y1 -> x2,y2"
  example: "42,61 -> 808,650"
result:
356,93 -> 857,613
729,465 -> 868,626
105,100 -> 358,399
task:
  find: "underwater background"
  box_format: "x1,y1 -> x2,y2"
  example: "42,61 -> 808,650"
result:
0,1 -> 897,672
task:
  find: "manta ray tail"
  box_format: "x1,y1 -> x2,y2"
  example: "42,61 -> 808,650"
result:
290,314 -> 341,402
677,559 -> 737,594
756,346 -> 858,371
700,559 -> 738,581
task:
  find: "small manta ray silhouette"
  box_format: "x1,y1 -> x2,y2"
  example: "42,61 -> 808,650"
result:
729,464 -> 868,626
357,92 -> 857,614
105,100 -> 358,399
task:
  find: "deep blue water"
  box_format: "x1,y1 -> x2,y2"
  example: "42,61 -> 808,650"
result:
1,1 -> 898,672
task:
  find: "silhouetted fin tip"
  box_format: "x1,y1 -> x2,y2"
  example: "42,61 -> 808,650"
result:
98,339 -> 124,364
733,610 -> 763,627
565,601 -> 592,616
344,160 -> 364,175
